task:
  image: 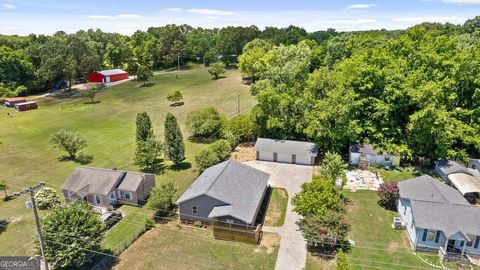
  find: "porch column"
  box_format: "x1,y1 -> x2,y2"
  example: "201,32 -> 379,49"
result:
461,240 -> 467,256
444,238 -> 449,253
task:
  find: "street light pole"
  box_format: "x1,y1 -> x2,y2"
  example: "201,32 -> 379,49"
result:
26,184 -> 49,270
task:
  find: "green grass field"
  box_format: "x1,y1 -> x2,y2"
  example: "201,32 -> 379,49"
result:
0,65 -> 256,256
264,188 -> 288,227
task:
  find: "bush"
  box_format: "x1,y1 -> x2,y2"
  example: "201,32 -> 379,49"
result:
319,152 -> 346,180
377,181 -> 399,210
195,148 -> 220,172
144,217 -> 155,230
336,249 -> 349,270
34,187 -> 60,209
167,90 -> 183,104
292,176 -> 343,217
208,62 -> 226,79
146,182 -> 177,212
210,140 -> 232,160
226,113 -> 257,143
186,107 -> 223,139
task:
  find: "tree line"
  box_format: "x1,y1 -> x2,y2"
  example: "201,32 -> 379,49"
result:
238,17 -> 480,162
0,25 -> 335,97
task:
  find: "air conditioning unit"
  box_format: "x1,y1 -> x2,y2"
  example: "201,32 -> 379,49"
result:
392,217 -> 405,229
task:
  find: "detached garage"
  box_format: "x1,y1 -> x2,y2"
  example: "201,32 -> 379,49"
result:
255,138 -> 318,165
88,69 -> 129,83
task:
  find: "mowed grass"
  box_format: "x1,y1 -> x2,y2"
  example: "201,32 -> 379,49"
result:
264,188 -> 288,227
344,190 -> 443,270
113,222 -> 280,270
0,66 -> 255,255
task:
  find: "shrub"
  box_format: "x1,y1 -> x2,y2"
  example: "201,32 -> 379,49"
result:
195,148 -> 219,172
186,107 -> 223,138
377,181 -> 399,210
167,90 -> 183,104
193,221 -> 204,228
292,176 -> 343,217
226,113 -> 257,143
34,187 -> 60,209
146,182 -> 177,212
319,152 -> 346,180
210,140 -> 232,160
144,217 -> 155,230
208,62 -> 226,79
336,249 -> 349,270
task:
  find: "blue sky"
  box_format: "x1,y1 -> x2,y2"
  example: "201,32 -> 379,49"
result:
1,0 -> 479,35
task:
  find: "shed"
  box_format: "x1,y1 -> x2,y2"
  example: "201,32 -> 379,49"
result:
88,69 -> 129,83
349,143 -> 400,167
4,97 -> 27,107
254,138 -> 318,165
435,160 -> 480,196
15,101 -> 38,112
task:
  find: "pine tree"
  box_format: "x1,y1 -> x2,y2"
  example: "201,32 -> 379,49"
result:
164,113 -> 185,163
136,112 -> 154,142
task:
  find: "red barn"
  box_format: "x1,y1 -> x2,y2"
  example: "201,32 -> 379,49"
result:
88,69 -> 129,83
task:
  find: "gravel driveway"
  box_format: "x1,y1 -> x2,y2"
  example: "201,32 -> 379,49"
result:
244,160 -> 313,270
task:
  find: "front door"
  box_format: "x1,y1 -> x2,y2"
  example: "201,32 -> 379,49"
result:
105,76 -> 111,83
447,239 -> 456,253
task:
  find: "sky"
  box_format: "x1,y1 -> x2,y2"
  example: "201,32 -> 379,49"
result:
0,0 -> 479,35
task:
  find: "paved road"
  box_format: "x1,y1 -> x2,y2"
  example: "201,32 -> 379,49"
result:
244,161 -> 313,270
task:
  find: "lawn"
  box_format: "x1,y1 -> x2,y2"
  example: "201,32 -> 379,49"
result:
102,205 -> 156,254
113,222 -> 280,270
0,65 -> 256,255
344,190 -> 445,270
264,188 -> 288,227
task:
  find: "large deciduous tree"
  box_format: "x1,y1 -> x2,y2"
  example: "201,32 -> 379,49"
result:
50,129 -> 87,160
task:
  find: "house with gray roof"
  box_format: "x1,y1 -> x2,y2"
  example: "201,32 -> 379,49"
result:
349,143 -> 400,167
435,160 -> 480,198
398,175 -> 480,262
62,166 -> 155,208
176,160 -> 269,226
255,138 -> 318,165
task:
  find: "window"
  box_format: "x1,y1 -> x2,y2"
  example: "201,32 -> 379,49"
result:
426,230 -> 436,242
119,190 -> 132,200
467,235 -> 474,246
66,191 -> 72,200
192,205 -> 198,214
472,164 -> 476,169
226,219 -> 234,224
94,195 -> 102,205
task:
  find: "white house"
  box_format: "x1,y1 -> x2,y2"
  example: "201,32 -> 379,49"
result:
398,175 -> 480,263
254,138 -> 318,165
349,143 -> 399,167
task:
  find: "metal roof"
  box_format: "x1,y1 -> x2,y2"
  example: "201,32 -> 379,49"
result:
176,160 -> 269,224
98,69 -> 127,76
349,143 -> 378,155
255,138 -> 318,157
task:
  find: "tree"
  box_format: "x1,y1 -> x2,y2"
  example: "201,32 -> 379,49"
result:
134,137 -> 163,173
186,107 -> 223,138
50,129 -> 87,160
210,140 -> 232,160
297,211 -> 350,251
195,148 -> 220,172
226,113 -> 257,143
40,202 -> 107,269
164,113 -> 185,163
238,39 -> 272,81
81,87 -> 96,103
167,90 -> 183,105
136,112 -> 154,143
377,181 -> 399,210
34,187 -> 60,209
0,181 -> 8,199
137,65 -> 153,85
336,249 -> 349,270
146,182 -> 177,211
208,62 -> 226,80
319,152 -> 347,181
292,176 -> 343,217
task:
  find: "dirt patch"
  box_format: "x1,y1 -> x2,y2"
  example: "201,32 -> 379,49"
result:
277,189 -> 287,198
255,233 -> 280,254
230,143 -> 256,163
387,241 -> 399,254
264,203 -> 280,226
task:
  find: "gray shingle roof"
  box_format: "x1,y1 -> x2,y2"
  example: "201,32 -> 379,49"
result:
62,167 -> 150,196
98,69 -> 127,76
255,138 -> 318,157
349,143 -> 377,155
176,160 -> 269,224
435,160 -> 472,176
399,175 -> 480,238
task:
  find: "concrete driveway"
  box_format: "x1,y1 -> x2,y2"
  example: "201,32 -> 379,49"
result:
244,160 -> 313,270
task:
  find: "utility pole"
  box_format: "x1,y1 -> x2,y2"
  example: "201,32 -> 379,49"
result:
237,93 -> 240,115
25,183 -> 49,270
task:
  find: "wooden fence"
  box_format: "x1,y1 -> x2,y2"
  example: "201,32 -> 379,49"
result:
212,222 -> 263,245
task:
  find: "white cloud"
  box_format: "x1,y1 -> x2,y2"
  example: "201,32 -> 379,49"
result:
336,18 -> 377,25
346,3 -> 377,9
392,16 -> 463,23
186,9 -> 235,16
89,14 -> 142,20
2,3 -> 16,9
163,8 -> 183,13
441,0 -> 480,3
